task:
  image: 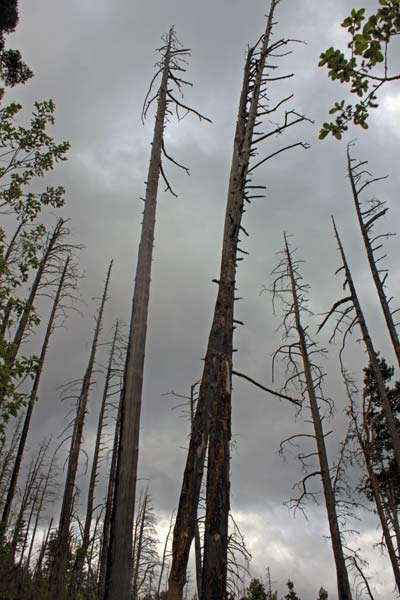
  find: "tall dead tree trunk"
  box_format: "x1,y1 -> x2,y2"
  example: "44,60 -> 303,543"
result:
281,234 -> 352,600
322,219 -> 400,477
132,490 -> 148,600
98,394 -> 121,600
72,322 -> 120,590
347,147 -> 400,367
104,36 -> 171,600
105,28 -> 209,600
52,260 -> 113,599
1,257 -> 70,530
168,2 -> 309,597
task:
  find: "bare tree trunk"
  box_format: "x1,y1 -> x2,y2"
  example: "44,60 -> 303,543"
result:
34,516 -> 53,577
332,219 -> 400,477
98,395 -> 121,600
133,491 -> 148,599
10,441 -> 48,557
284,235 -> 352,600
0,219 -> 64,396
157,510 -> 174,597
169,5 -> 289,599
167,41 -> 253,600
347,149 -> 400,366
1,257 -> 70,530
104,35 -> 172,600
71,322 -> 120,591
52,260 -> 113,599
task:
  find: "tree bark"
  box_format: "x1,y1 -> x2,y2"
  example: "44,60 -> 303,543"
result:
71,321 -> 120,590
347,149 -> 400,367
333,219 -> 400,478
52,260 -> 113,599
168,6 -> 283,598
98,394 -> 121,600
284,236 -> 352,600
104,33 -> 172,600
133,491 -> 148,599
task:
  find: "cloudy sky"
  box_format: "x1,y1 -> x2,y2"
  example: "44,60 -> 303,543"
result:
5,0 -> 400,597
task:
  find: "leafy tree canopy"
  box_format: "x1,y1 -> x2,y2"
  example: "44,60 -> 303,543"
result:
319,0 -> 400,139
0,0 -> 33,87
245,578 -> 267,600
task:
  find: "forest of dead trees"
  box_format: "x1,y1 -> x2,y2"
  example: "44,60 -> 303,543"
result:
1,0 -> 400,598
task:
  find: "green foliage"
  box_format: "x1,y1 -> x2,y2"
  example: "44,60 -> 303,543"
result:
245,578 -> 268,600
0,0 -> 33,87
0,98 -> 69,434
360,359 -> 400,505
284,580 -> 301,600
319,1 -> 400,138
317,588 -> 328,600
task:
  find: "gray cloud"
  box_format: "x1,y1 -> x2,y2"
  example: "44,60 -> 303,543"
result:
5,0 -> 400,597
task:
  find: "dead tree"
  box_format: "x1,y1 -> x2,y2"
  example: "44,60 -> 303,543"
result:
132,489 -> 160,599
10,439 -> 50,558
1,256 -> 76,530
271,234 -> 352,600
25,450 -> 58,572
71,321 -> 121,590
98,392 -> 122,600
319,218 -> 400,477
52,260 -> 113,598
0,218 -> 69,428
344,373 -> 400,591
168,2 -> 309,598
157,510 -> 175,597
105,28 -> 210,600
346,145 -> 400,366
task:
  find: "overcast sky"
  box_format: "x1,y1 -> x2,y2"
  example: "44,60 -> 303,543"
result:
5,0 -> 400,597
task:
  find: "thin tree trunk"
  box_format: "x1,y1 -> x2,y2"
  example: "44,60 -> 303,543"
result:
72,322 -> 120,590
104,33 -> 173,600
133,491 -> 148,599
17,477 -> 42,569
0,219 -> 64,399
52,260 -> 113,599
98,395 -> 121,600
35,516 -> 53,577
167,41 -> 253,600
1,257 -> 70,530
157,511 -> 174,597
11,441 -> 48,557
332,218 -> 400,477
347,149 -> 400,367
284,235 -> 352,600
